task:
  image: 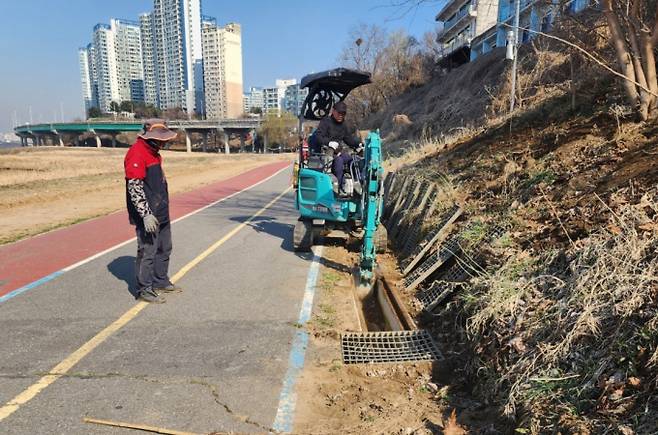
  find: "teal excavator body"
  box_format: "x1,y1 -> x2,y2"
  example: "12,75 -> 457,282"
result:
292,68 -> 386,286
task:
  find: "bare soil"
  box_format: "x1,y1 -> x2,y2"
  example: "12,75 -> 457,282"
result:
293,242 -> 469,435
0,147 -> 291,245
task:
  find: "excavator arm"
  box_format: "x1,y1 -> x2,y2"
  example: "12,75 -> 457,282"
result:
358,131 -> 385,286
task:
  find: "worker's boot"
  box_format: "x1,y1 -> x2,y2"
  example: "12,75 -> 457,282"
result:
137,288 -> 165,304
154,283 -> 182,294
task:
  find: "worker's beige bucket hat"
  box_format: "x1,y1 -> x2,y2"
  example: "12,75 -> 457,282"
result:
138,119 -> 177,141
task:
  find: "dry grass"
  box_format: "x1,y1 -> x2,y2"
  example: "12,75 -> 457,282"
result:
385,127 -> 483,173
0,147 -> 290,244
457,201 -> 658,432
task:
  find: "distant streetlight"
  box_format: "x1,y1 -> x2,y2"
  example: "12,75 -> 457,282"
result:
510,0 -> 521,114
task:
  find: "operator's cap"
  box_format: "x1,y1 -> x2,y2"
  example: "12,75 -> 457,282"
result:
333,101 -> 347,114
139,119 -> 177,141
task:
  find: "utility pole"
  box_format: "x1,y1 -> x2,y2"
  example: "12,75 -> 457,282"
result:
510,0 -> 521,114
29,106 -> 33,125
60,102 -> 65,123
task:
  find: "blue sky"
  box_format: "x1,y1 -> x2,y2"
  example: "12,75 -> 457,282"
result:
0,0 -> 441,132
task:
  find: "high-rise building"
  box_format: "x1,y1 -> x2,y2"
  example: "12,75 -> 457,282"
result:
202,21 -> 244,119
82,19 -> 144,113
79,1 -> 246,118
92,23 -> 120,113
78,44 -> 97,113
139,12 -> 158,107
151,0 -> 203,115
112,19 -> 144,103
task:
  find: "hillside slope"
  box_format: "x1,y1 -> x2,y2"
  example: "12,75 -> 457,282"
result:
380,30 -> 658,434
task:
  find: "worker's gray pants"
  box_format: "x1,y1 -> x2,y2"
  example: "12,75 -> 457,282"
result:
135,222 -> 172,294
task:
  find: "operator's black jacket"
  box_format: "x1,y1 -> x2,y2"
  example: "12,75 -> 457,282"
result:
310,116 -> 360,153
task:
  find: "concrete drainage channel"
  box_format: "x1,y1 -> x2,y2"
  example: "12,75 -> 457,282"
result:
340,171 -> 509,366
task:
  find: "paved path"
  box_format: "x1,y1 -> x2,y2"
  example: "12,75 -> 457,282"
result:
0,163 -> 320,434
0,161 -> 289,300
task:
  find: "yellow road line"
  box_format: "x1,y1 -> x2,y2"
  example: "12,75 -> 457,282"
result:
0,186 -> 292,423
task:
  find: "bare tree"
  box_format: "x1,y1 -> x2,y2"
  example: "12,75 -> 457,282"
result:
339,24 -> 430,123
601,0 -> 658,120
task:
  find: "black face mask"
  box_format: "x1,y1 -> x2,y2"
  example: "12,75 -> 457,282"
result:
146,139 -> 162,150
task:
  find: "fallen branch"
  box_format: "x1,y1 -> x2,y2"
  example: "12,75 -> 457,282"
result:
83,417 -> 208,435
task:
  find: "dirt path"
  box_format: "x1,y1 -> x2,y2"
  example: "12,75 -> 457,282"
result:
292,243 -> 461,434
0,147 -> 291,245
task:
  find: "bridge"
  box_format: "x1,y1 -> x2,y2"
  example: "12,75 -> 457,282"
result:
13,119 -> 263,153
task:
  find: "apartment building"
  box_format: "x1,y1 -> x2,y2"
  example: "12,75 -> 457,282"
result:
264,79 -> 296,114
151,0 -> 203,115
435,0 -> 500,66
139,12 -> 158,107
202,21 -> 244,119
80,19 -> 144,113
243,87 -> 265,113
80,1 -> 247,118
112,19 -> 144,104
78,44 -> 97,113
283,84 -> 309,116
91,23 -> 120,113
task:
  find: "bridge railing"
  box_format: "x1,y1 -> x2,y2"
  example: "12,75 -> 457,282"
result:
14,118 -> 262,134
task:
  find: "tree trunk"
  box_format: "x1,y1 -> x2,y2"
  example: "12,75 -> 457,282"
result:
602,0 -> 641,108
628,29 -> 651,120
641,33 -> 658,118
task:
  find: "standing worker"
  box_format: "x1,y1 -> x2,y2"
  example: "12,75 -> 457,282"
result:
124,119 -> 181,303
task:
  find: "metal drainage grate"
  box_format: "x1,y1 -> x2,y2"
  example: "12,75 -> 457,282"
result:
389,179 -> 419,232
401,205 -> 461,271
416,259 -> 474,306
417,281 -> 461,311
403,234 -> 462,290
341,330 -> 442,364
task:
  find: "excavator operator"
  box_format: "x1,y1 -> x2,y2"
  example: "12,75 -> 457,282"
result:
309,101 -> 362,194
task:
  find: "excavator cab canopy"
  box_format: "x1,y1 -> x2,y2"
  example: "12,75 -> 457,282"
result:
299,68 -> 371,120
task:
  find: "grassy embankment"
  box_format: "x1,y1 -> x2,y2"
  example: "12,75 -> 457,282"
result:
377,24 -> 658,433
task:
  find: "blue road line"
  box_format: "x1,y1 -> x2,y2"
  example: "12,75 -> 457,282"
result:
272,245 -> 324,433
0,271 -> 65,304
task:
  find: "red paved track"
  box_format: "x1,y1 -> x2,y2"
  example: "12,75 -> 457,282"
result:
0,161 -> 290,298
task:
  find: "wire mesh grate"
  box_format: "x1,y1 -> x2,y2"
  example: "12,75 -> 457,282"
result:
409,181 -> 429,210
403,235 -> 462,289
400,189 -> 439,258
401,205 -> 461,270
415,239 -> 496,310
341,330 -> 442,364
384,173 -> 398,210
416,258 -> 476,309
389,180 -> 420,238
385,177 -> 412,226
417,281 -> 461,310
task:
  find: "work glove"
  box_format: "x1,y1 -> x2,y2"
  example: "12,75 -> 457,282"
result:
143,214 -> 159,233
356,143 -> 364,155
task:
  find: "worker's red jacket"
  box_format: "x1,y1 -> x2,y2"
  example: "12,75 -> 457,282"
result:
124,138 -> 170,226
